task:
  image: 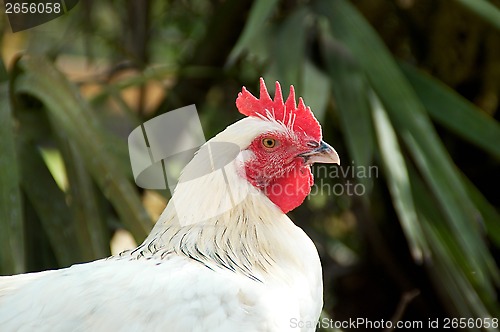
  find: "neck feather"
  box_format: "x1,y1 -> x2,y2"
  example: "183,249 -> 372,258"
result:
134,190 -> 300,281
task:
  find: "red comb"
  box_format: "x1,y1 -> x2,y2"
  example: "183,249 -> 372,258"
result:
236,78 -> 321,141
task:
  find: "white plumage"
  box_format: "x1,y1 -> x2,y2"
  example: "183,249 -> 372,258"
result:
0,116 -> 327,332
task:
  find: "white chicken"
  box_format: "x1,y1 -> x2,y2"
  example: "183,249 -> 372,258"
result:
0,78 -> 339,332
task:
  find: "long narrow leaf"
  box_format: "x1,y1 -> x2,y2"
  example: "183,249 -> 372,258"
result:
11,56 -> 152,242
316,0 -> 499,320
402,64 -> 500,159
227,0 -> 279,65
320,31 -> 375,191
454,0 -> 500,31
460,172 -> 500,247
273,6 -> 311,91
57,138 -> 110,259
317,0 -> 497,288
371,92 -> 428,262
18,138 -> 85,266
0,85 -> 25,274
302,60 -> 330,123
410,167 -> 499,318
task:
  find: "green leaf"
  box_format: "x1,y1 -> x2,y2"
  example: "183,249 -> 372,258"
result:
319,30 -> 374,188
425,221 -> 493,319
401,63 -> 500,159
371,92 -> 428,262
454,0 -> 500,31
410,168 -> 499,317
460,171 -> 500,247
11,56 -> 152,243
227,0 -> 279,65
315,0 -> 499,317
18,139 -> 85,266
57,138 -> 110,259
273,6 -> 311,91
0,58 -> 8,83
302,60 -> 330,123
402,64 -> 500,247
0,85 -> 25,274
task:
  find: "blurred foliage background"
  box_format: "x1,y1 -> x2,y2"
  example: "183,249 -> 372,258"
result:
0,0 -> 499,331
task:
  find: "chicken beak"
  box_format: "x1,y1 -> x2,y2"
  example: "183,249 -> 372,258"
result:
299,140 -> 340,165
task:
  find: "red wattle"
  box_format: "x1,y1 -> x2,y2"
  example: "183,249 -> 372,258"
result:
262,166 -> 313,213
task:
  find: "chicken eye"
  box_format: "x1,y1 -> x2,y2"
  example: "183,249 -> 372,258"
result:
262,138 -> 277,148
